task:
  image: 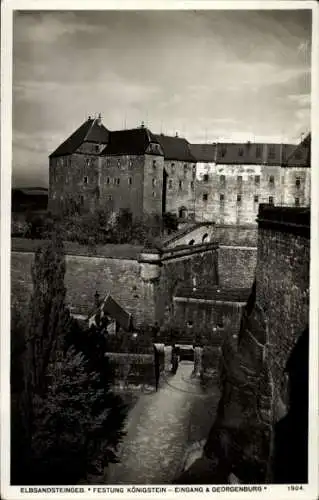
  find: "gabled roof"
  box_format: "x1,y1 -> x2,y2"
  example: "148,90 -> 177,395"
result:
101,127 -> 162,156
284,133 -> 311,168
50,117 -> 110,158
189,143 -> 217,163
88,293 -> 132,331
190,142 -> 297,165
215,142 -> 296,165
155,134 -> 195,162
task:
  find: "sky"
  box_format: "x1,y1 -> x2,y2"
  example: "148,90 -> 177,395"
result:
12,8 -> 312,187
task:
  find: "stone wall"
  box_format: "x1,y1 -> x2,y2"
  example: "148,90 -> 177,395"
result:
218,246 -> 257,289
157,243 -> 219,326
99,154 -> 145,219
165,160 -> 196,217
11,240 -> 222,332
201,205 -> 310,484
11,250 -> 154,327
211,225 -> 257,247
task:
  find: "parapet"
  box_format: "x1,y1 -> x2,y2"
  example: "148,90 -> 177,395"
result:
257,204 -> 310,238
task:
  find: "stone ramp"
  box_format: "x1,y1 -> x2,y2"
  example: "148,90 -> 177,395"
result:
105,361 -> 209,484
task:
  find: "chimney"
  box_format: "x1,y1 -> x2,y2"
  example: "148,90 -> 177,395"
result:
175,131 -> 179,138
140,121 -> 145,128
97,113 -> 102,126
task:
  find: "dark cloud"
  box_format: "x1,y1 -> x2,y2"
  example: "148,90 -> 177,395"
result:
12,9 -> 311,187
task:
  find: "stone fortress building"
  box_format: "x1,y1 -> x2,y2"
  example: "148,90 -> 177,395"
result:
49,115 -> 311,225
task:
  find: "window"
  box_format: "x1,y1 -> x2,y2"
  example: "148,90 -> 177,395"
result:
237,175 -> 242,185
153,160 -> 156,169
152,178 -> 157,187
202,233 -> 209,243
203,193 -> 208,202
128,177 -> 132,185
184,164 -> 188,177
269,175 -> 275,185
83,176 -> 88,184
106,158 -> 110,166
106,177 -> 110,184
116,178 -> 120,185
108,195 -> 113,201
269,196 -> 274,205
296,176 -> 301,188
254,195 -> 259,203
152,191 -> 156,198
117,159 -> 121,168
86,158 -> 91,166
168,179 -> 173,189
220,193 -> 225,202
179,180 -> 183,190
221,147 -> 226,157
220,175 -> 225,185
203,174 -> 209,182
269,146 -> 276,159
80,195 -> 84,205
256,145 -> 262,158
190,181 -> 194,191
129,160 -> 133,168
238,148 -> 244,157
237,194 -> 242,203
95,145 -> 99,152
171,163 -> 175,173
255,175 -> 260,185
295,197 -> 300,207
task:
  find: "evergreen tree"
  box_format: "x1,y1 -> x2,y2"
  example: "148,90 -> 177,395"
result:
24,229 -> 69,395
30,347 -> 126,484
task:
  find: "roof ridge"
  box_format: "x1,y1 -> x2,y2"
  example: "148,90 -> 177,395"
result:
84,117 -> 97,141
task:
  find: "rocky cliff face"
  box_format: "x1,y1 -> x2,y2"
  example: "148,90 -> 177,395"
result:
175,206 -> 310,484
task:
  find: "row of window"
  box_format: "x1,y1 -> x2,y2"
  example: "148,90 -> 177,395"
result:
201,174 -> 303,187
168,179 -> 195,190
201,193 -> 301,206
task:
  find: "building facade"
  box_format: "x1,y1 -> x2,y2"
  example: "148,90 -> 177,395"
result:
49,116 -> 311,225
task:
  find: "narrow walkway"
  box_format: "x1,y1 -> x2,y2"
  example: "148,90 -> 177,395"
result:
105,361 -> 210,484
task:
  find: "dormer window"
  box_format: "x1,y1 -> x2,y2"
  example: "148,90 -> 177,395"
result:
268,146 -> 276,159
